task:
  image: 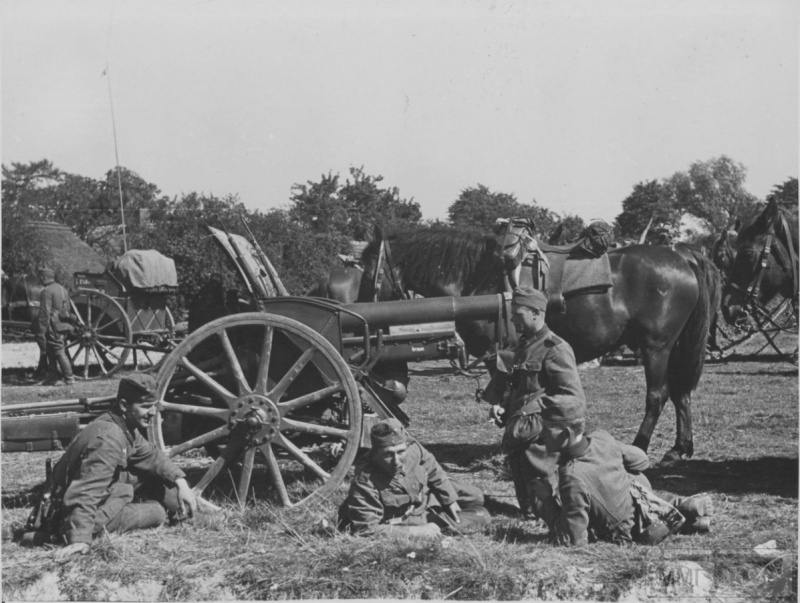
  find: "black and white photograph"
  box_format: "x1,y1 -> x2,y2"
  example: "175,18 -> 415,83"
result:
2,0 -> 797,600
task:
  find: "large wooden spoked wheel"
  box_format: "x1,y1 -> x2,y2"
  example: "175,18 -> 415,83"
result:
67,290 -> 133,380
150,312 -> 363,509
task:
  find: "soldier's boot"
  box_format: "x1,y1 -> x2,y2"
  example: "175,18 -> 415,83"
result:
675,494 -> 713,533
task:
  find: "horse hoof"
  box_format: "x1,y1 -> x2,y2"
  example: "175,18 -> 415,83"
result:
658,449 -> 687,467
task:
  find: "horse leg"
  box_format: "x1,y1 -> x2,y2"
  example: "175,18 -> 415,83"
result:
663,389 -> 694,465
632,348 -> 670,453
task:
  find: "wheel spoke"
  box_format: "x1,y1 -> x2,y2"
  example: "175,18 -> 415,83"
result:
68,344 -> 82,364
159,400 -> 229,420
237,447 -> 256,506
179,356 -> 237,406
91,306 -> 108,330
193,456 -> 228,494
281,417 -> 350,439
267,347 -> 315,401
274,433 -> 330,481
279,384 -> 344,414
218,329 -> 251,395
91,345 -> 109,376
96,340 -> 122,363
260,443 -> 290,506
69,299 -> 85,326
83,346 -> 91,379
96,315 -> 123,335
168,424 -> 230,457
254,326 -> 274,394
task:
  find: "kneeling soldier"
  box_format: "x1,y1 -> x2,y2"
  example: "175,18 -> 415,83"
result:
45,374 -> 197,559
338,418 -> 490,538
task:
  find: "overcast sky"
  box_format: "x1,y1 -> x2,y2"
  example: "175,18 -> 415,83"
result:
3,0 -> 797,223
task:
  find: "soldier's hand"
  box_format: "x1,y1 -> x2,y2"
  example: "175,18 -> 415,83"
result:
55,542 -> 89,561
448,502 -> 462,523
175,478 -> 197,518
490,404 -> 506,427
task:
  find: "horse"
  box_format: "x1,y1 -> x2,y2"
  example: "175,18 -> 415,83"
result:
499,217 -> 720,462
721,199 -> 799,330
359,227 -> 513,364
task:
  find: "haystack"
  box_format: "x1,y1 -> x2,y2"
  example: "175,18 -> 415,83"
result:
29,222 -> 106,290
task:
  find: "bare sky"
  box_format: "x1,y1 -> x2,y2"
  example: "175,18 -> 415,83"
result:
3,0 -> 798,223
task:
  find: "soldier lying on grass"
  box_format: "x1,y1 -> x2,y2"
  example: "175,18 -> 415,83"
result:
338,418 -> 490,538
21,374 -> 198,560
537,397 -> 714,546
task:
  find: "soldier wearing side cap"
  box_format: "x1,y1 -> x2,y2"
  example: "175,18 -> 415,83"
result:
481,286 -> 586,523
43,374 -> 197,560
539,396 -> 714,546
338,418 -> 490,538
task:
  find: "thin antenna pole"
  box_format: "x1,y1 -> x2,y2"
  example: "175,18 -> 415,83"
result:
105,64 -> 127,253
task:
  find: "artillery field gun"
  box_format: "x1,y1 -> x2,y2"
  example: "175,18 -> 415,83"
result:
2,225 -> 511,510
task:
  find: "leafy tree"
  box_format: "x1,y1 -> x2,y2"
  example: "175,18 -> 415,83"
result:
447,184 -> 562,236
665,155 -> 759,232
766,177 -> 798,220
615,180 -> 680,243
289,167 -> 421,240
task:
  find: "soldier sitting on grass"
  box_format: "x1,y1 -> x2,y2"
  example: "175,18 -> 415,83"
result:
338,418 -> 490,538
537,397 -> 714,546
40,374 -> 198,560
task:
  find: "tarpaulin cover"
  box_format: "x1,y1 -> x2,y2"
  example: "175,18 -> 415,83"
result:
111,249 -> 178,290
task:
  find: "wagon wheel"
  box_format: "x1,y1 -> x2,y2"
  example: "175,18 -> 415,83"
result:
66,290 -> 132,380
150,312 -> 363,509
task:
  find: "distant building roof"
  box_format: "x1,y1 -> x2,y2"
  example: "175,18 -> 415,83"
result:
28,221 -> 107,289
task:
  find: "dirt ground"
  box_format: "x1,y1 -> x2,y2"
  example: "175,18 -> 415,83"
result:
1,340 -> 797,600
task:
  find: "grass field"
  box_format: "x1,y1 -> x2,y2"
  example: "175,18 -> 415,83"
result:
1,350 -> 797,600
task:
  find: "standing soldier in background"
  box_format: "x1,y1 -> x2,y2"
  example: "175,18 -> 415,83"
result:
36,267 -> 75,385
482,286 -> 585,524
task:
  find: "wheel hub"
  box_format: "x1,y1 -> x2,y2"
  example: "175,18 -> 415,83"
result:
230,394 -> 281,445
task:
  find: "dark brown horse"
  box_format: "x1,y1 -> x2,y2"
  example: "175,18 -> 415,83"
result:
359,227 -> 514,364
721,199 -> 798,329
500,217 -> 720,462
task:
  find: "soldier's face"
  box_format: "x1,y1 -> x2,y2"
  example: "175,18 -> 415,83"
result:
511,306 -> 545,335
542,423 -> 570,452
123,399 -> 157,431
373,443 -> 408,475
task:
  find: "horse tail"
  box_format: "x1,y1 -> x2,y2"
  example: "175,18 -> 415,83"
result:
668,248 -> 721,395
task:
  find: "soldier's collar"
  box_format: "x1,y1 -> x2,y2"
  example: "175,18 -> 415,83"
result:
521,326 -> 550,345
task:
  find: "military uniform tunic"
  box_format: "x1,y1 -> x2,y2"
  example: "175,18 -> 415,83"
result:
549,430 -> 650,545
37,280 -> 75,380
483,325 -> 585,516
338,441 -> 483,532
52,412 -> 185,544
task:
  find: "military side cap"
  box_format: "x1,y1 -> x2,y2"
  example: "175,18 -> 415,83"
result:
541,395 -> 586,424
512,286 -> 547,312
370,418 -> 408,449
117,373 -> 158,404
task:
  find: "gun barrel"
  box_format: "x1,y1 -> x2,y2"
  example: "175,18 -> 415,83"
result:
340,293 -> 506,331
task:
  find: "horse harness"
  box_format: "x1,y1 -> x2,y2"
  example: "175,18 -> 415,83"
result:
738,214 -> 798,308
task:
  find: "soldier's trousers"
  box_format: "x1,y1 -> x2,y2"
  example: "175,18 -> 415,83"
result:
91,474 -> 181,538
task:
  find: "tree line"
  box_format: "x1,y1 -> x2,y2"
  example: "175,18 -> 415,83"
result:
2,156 -> 796,314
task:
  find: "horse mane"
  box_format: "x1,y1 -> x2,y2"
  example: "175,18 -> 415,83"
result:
361,227 -> 500,292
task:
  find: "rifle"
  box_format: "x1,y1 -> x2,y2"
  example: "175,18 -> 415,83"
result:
21,458 -> 64,545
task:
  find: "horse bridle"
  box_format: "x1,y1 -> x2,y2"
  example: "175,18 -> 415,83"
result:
732,214 -> 798,311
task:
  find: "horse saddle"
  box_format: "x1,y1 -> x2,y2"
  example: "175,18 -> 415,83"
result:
524,249 -> 613,314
